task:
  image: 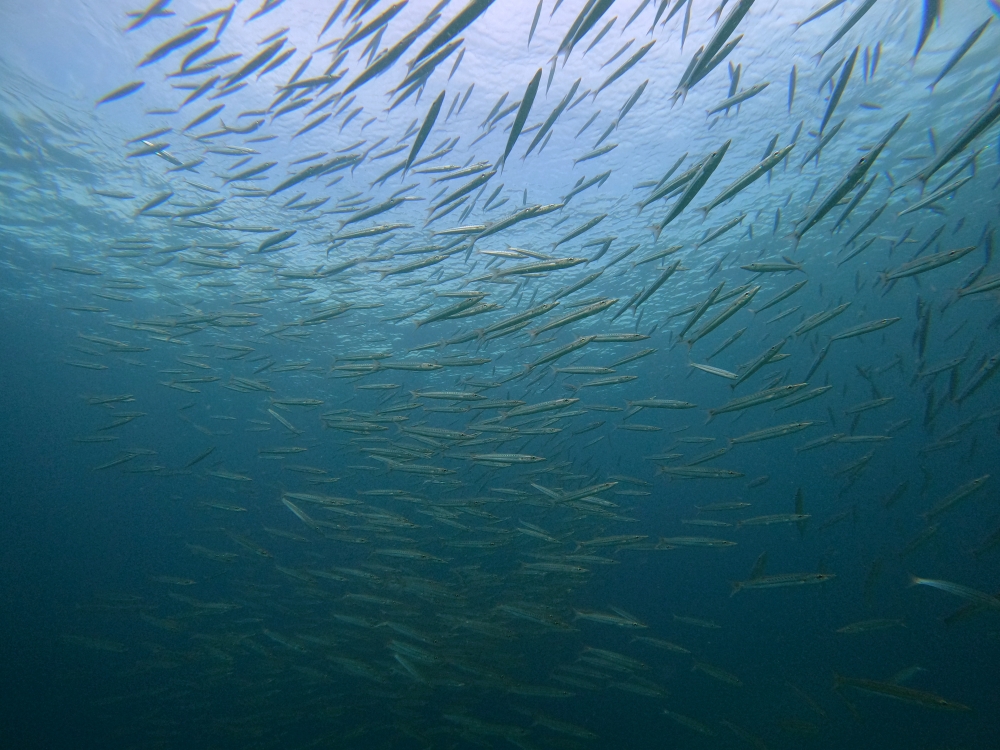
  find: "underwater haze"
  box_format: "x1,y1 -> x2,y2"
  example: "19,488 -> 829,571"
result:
2,0 -> 1000,747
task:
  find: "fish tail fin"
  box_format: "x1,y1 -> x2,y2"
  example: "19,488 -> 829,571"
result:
782,254 -> 803,271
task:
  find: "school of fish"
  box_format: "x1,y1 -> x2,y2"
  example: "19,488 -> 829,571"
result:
1,0 -> 999,746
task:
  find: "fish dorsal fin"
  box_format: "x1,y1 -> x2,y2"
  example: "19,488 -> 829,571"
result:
749,551 -> 768,580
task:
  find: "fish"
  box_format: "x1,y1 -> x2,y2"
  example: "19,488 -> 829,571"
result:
706,81 -> 770,116
594,41 -> 655,98
692,661 -> 742,685
525,79 -> 581,158
405,91 -> 446,173
709,383 -> 807,418
741,258 -> 804,273
793,0 -> 847,28
701,145 -> 794,215
834,673 -> 971,711
799,119 -> 846,169
829,317 -> 900,341
820,47 -> 858,134
908,88 -> 1000,187
675,0 -> 755,97
732,572 -> 834,593
502,69 -> 542,167
927,18 -> 992,92
881,246 -> 976,282
687,286 -> 760,344
530,298 -> 616,337
657,466 -> 744,479
793,115 -> 908,243
730,421 -> 817,445
574,143 -> 618,164
783,63 -> 797,118
96,81 -> 145,105
913,0 -> 941,60
836,619 -> 905,634
661,536 -> 737,548
656,140 -> 731,234
413,0 -> 496,65
820,0 -> 878,58
138,26 -> 207,67
553,214 -> 607,250
574,609 -> 647,628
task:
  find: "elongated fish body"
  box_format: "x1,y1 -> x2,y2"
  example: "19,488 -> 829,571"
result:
910,88 -> 1000,186
701,145 -> 793,214
709,383 -> 806,418
834,673 -> 970,711
819,47 -> 857,134
829,317 -> 900,342
732,572 -> 833,593
687,286 -> 759,344
881,246 -> 975,281
706,81 -> 769,116
658,140 -> 731,233
794,115 -> 907,242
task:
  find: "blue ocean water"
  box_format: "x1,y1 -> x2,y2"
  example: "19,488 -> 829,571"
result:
1,0 -> 999,747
